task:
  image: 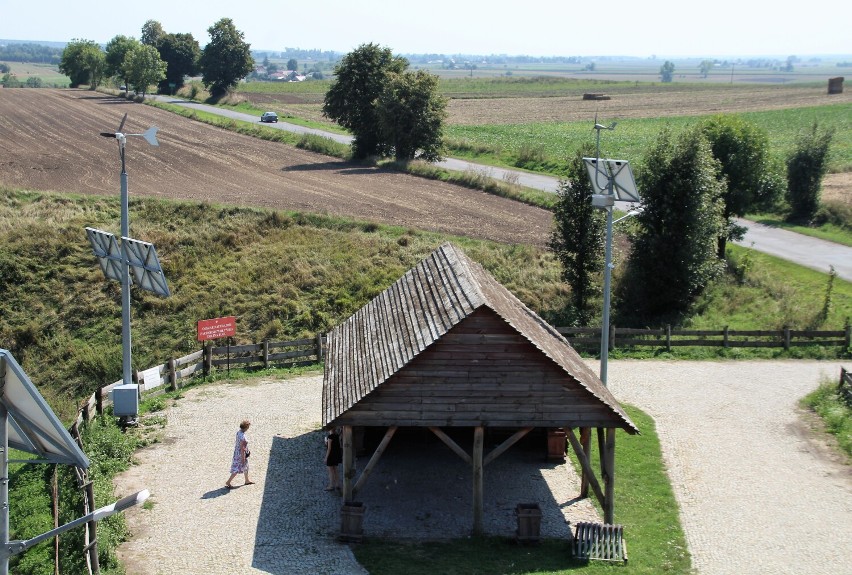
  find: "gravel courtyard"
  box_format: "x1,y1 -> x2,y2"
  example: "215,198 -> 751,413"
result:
114,360 -> 851,575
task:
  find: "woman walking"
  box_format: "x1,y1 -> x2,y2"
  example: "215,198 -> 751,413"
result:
226,420 -> 254,488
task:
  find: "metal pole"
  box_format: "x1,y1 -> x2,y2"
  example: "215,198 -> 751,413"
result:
1,401 -> 9,575
600,204 -> 614,387
120,143 -> 132,388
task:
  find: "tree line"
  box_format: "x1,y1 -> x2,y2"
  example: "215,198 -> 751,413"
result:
59,18 -> 253,98
551,116 -> 835,326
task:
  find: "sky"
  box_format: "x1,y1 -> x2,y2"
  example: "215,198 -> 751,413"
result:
0,0 -> 849,58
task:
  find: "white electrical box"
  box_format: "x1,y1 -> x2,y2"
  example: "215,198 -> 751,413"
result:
112,384 -> 139,416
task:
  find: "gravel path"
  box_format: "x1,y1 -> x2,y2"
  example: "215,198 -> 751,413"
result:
115,360 -> 851,575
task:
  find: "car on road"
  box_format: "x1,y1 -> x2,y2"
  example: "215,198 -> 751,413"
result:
260,112 -> 279,123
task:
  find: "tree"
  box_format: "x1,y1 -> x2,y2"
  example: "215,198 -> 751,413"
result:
105,35 -> 139,89
123,44 -> 166,97
199,18 -> 254,99
375,69 -> 447,161
286,58 -> 298,71
141,20 -> 165,47
660,60 -> 675,82
786,123 -> 834,223
700,115 -> 775,257
323,43 -> 408,159
618,127 -> 725,321
59,39 -> 104,88
156,32 -> 200,94
550,150 -> 606,325
698,60 -> 714,78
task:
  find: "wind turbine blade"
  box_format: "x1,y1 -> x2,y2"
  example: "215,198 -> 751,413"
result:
142,127 -> 159,147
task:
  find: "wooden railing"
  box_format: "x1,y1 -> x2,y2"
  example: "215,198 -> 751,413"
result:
557,325 -> 851,353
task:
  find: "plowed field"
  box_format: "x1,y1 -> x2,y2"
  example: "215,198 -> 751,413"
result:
0,89 -> 552,246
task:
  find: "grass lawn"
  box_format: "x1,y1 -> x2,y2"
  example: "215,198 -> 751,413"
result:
353,406 -> 691,575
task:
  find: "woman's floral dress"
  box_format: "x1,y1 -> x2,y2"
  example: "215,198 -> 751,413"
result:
230,429 -> 248,473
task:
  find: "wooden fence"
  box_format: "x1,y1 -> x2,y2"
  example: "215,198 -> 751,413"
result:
76,325 -> 850,422
558,325 -> 851,353
77,334 -> 326,421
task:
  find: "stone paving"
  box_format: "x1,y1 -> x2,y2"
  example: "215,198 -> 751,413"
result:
114,360 -> 852,575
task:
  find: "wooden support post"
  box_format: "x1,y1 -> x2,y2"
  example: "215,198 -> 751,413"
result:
579,427 -> 591,498
263,340 -> 270,369
168,358 -> 178,391
95,387 -> 103,416
723,325 -> 729,348
342,426 -> 355,502
666,324 -> 672,352
783,326 -> 791,351
472,426 -> 484,535
566,428 -> 606,511
353,426 -> 397,494
85,479 -> 99,574
203,343 -> 212,377
597,428 -> 606,480
316,333 -> 324,362
609,324 -> 616,351
604,428 -> 616,524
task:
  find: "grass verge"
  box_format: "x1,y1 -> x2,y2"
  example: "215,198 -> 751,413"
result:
800,376 -> 852,459
353,405 -> 691,575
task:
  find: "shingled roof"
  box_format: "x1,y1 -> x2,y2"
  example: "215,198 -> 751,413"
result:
322,242 -> 637,433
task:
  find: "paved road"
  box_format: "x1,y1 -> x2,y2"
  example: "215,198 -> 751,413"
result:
114,360 -> 851,575
153,96 -> 850,280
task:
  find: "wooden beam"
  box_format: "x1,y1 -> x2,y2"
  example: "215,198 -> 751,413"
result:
428,426 -> 472,465
353,426 -> 397,495
342,426 -> 355,501
483,426 -> 533,467
472,426 -> 484,535
604,428 -> 616,524
566,427 -> 606,511
579,427 -> 591,498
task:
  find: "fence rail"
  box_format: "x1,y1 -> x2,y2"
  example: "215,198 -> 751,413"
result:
557,325 -> 851,352
76,324 -> 849,422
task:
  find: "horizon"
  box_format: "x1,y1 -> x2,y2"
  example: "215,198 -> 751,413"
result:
1,38 -> 849,63
1,0 -> 850,59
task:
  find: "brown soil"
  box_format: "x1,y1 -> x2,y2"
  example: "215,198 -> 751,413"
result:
445,84 -> 852,125
0,89 -> 551,247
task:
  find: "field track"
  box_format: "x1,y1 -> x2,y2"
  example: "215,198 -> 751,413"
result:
0,89 -> 552,247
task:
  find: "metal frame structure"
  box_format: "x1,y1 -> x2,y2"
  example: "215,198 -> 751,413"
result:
0,350 -> 147,574
583,119 -> 641,386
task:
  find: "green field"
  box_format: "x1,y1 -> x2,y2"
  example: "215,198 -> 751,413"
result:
1,60 -> 69,85
445,102 -> 852,174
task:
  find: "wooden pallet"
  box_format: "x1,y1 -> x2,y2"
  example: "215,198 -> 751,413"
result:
572,522 -> 627,563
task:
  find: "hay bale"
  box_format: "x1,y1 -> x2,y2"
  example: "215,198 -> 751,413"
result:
828,77 -> 844,95
583,93 -> 611,101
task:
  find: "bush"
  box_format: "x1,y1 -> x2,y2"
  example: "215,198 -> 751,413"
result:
786,123 -> 834,223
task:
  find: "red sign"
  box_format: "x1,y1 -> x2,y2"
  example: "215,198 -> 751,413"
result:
197,316 -> 236,341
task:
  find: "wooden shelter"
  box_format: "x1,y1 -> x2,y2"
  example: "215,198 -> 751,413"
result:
323,243 -> 638,531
